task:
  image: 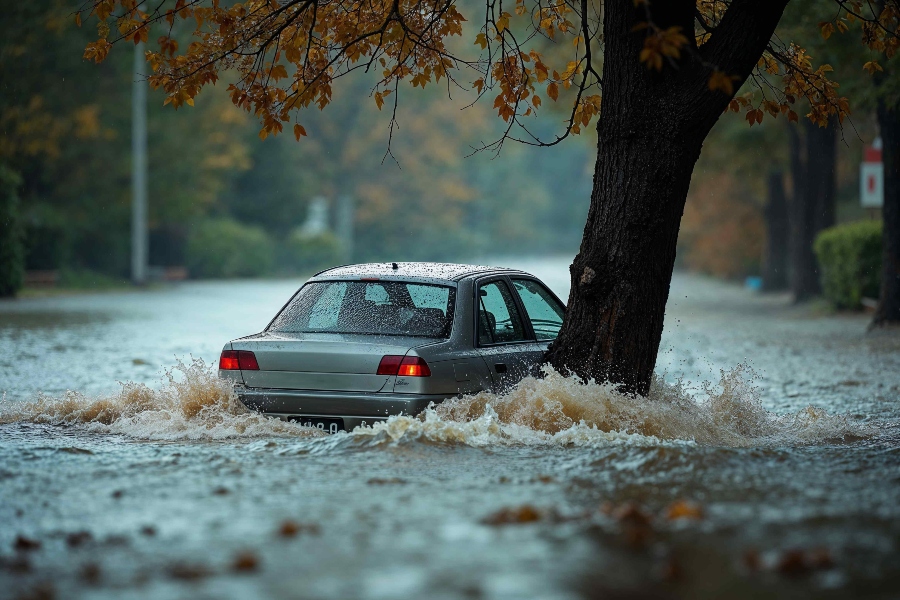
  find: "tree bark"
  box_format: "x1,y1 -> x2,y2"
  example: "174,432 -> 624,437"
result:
546,0 -> 789,396
873,95 -> 900,326
762,170 -> 790,291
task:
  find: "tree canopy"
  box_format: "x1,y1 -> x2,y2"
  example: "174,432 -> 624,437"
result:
76,0 -> 898,147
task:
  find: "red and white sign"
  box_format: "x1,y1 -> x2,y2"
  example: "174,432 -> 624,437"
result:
860,138 -> 883,208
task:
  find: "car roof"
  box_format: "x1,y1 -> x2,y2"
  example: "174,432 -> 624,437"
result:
312,262 -> 522,283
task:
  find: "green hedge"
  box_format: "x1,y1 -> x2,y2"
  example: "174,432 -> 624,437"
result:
0,166 -> 24,297
814,220 -> 882,310
186,218 -> 275,278
283,229 -> 343,273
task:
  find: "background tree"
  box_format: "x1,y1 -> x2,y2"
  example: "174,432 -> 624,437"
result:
873,65 -> 900,326
74,0 -> 898,394
0,165 -> 24,297
763,169 -> 790,291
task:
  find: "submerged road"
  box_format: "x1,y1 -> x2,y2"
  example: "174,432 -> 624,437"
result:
0,260 -> 898,599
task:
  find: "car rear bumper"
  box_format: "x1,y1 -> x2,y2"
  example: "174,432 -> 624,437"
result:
236,386 -> 451,425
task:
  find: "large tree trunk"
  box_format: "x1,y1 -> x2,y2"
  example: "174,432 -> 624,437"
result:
873,95 -> 900,326
762,170 -> 790,291
546,0 -> 789,396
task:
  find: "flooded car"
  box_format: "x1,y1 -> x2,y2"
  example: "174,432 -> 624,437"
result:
218,262 -> 566,432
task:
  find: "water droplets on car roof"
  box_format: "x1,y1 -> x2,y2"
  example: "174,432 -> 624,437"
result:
318,262 -> 508,281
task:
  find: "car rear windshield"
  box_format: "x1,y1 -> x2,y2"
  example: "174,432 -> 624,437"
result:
268,280 -> 456,338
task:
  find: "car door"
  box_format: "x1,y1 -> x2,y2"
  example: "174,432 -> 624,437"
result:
509,277 -> 566,355
474,277 -> 544,392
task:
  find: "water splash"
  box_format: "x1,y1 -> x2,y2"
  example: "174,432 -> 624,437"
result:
0,358 -> 323,441
352,365 -> 868,448
0,361 -> 867,446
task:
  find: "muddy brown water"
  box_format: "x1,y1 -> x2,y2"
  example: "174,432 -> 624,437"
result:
1,259 -> 899,599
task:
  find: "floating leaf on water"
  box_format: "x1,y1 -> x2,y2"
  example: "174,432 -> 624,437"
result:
277,520 -> 320,537
482,505 -> 543,525
664,500 -> 704,520
366,477 -> 407,485
80,562 -> 101,584
66,531 -> 93,548
14,535 -> 41,551
168,562 -> 212,580
231,551 -> 259,573
58,447 -> 94,455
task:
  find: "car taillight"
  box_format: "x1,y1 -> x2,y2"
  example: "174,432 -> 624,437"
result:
398,356 -> 430,377
219,350 -> 259,371
377,355 -> 430,377
377,355 -> 404,375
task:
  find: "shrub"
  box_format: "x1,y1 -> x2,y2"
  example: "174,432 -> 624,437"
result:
0,166 -> 24,297
283,229 -> 343,273
186,218 -> 275,278
814,220 -> 882,310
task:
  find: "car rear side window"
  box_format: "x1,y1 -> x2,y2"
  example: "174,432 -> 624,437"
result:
477,280 -> 527,345
269,281 -> 455,338
511,279 -> 565,341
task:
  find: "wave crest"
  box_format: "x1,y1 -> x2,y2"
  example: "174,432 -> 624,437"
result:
0,361 -> 867,446
354,365 -> 867,447
0,359 -> 323,441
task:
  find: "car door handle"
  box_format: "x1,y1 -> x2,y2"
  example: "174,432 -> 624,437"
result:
494,363 -> 507,373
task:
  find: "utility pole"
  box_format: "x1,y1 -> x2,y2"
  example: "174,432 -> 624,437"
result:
131,41 -> 148,285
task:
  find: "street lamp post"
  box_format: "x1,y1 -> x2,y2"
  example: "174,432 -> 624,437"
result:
131,41 -> 148,285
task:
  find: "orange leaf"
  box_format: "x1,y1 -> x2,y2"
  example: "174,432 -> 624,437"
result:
547,82 -> 559,101
293,123 -> 307,140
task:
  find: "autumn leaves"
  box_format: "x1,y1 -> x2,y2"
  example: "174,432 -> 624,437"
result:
75,0 -> 895,143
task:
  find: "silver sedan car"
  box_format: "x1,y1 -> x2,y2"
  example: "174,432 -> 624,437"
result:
218,262 -> 566,433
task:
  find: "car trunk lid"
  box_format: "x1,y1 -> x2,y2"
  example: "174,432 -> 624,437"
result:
230,332 -> 436,392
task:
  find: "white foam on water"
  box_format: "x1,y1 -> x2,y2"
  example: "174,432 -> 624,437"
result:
0,360 -> 867,446
351,364 -> 868,448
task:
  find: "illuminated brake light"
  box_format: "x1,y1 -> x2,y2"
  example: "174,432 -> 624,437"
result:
219,350 -> 240,370
376,355 -> 431,377
398,356 -> 431,377
219,350 -> 259,371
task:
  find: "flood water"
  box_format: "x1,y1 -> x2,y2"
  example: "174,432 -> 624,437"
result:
1,258 -> 899,599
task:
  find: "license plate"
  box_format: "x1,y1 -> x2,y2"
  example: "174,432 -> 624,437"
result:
289,417 -> 345,434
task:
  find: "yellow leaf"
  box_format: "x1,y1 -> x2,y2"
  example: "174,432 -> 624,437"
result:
75,12 -> 82,27
532,95 -> 541,108
475,33 -> 487,49
374,91 -> 384,110
820,22 -> 834,40
547,82 -> 558,101
496,14 -> 510,33
259,128 -> 268,141
863,60 -> 883,74
293,123 -> 307,140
